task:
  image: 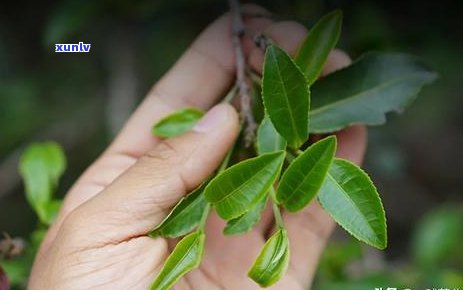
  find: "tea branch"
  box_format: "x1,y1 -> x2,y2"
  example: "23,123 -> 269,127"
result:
228,0 -> 257,146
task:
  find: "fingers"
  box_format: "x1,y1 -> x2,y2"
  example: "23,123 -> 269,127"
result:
57,4 -> 273,221
248,21 -> 308,72
61,104 -> 239,245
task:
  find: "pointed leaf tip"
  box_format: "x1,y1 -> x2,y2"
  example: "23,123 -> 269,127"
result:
295,9 -> 343,85
262,45 -> 309,148
318,158 -> 387,249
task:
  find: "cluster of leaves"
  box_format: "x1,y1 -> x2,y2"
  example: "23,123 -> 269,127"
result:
0,142 -> 65,290
149,10 -> 436,289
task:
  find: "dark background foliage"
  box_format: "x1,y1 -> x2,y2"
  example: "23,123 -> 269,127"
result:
1,0 -> 462,288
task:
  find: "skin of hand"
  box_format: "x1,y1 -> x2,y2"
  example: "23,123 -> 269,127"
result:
28,5 -> 366,290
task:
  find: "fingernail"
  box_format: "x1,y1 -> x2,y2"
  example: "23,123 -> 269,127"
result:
193,104 -> 229,133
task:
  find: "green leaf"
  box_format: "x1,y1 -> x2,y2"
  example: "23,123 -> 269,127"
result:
205,151 -> 285,220
43,199 -> 62,225
151,231 -> 205,290
310,52 -> 438,133
262,45 -> 310,148
150,183 -> 208,238
411,207 -> 463,267
318,158 -> 387,249
256,116 -> 287,155
152,108 -> 204,138
248,228 -> 290,287
19,142 -> 66,224
295,10 -> 343,85
277,136 -> 336,212
224,195 -> 268,235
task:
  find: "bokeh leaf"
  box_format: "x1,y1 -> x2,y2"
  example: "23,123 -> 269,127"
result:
150,183 -> 208,238
19,142 -> 66,224
205,151 -> 285,220
262,45 -> 309,148
256,116 -> 287,155
295,10 -> 343,85
277,136 -> 336,212
318,158 -> 387,249
152,107 -> 204,138
248,228 -> 290,287
150,231 -> 205,290
310,52 -> 437,133
43,199 -> 62,225
411,206 -> 463,267
44,0 -> 103,46
224,195 -> 268,235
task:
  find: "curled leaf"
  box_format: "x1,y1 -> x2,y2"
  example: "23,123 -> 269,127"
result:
248,228 -> 290,287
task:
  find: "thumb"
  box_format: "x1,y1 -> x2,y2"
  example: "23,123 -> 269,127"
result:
63,104 -> 239,242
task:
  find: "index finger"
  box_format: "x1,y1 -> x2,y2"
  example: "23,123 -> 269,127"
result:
57,5 -> 273,222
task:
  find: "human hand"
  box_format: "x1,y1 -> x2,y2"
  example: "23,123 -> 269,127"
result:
28,5 -> 366,290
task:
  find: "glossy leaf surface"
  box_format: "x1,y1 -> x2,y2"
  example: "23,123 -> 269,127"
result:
295,10 -> 343,85
224,195 -> 268,235
150,183 -> 207,238
256,116 -> 287,155
318,158 -> 387,249
277,136 -> 336,212
205,151 -> 285,220
152,107 -> 204,138
262,44 -> 309,148
310,52 -> 437,133
248,228 -> 290,287
151,231 -> 205,290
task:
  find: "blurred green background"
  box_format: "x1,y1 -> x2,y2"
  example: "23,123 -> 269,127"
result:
1,0 -> 462,289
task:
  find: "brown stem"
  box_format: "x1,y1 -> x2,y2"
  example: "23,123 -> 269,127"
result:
228,0 -> 257,147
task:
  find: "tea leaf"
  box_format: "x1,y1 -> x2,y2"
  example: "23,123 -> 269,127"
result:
150,231 -> 205,290
150,183 -> 208,238
256,116 -> 287,155
248,228 -> 290,287
224,195 -> 268,235
19,142 -> 66,224
277,136 -> 336,212
318,158 -> 387,249
262,45 -> 309,148
205,151 -> 285,220
295,10 -> 343,85
152,107 -> 204,138
310,52 -> 437,133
